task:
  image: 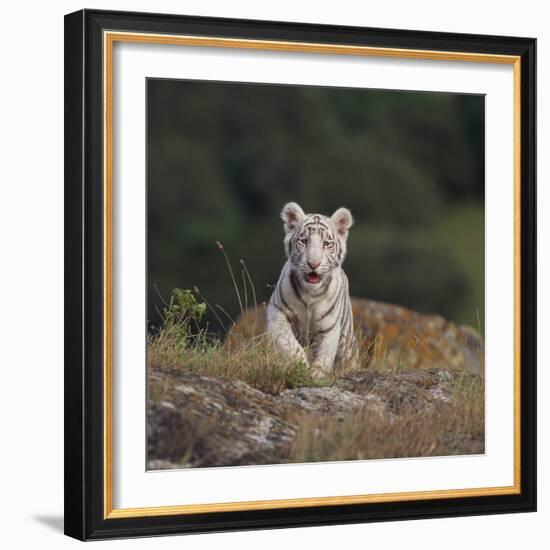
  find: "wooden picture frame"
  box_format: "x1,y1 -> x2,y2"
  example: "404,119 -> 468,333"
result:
64,9 -> 536,540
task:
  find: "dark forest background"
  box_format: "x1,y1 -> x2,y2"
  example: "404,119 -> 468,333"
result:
147,79 -> 484,335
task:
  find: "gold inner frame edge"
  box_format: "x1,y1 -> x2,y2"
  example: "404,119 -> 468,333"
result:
102,30 -> 522,519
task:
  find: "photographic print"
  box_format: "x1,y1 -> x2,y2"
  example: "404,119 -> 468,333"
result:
146,79 -> 485,470
65,10 -> 536,539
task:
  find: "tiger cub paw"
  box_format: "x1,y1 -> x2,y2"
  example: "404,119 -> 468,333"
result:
309,365 -> 330,380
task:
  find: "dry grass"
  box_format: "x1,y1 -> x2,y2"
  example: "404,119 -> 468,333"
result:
148,312 -> 329,395
148,316 -> 377,396
148,265 -> 484,464
286,374 -> 484,462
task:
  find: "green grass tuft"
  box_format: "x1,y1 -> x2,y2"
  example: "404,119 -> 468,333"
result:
148,288 -> 328,395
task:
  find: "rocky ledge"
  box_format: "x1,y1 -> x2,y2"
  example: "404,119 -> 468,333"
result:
148,366 -> 483,470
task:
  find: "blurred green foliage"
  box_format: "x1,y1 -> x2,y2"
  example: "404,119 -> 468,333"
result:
147,79 -> 484,334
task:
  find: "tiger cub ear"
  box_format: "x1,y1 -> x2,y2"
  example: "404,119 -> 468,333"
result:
281,202 -> 305,234
331,207 -> 354,238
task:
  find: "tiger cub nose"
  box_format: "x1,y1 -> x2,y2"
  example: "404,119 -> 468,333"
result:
307,260 -> 321,270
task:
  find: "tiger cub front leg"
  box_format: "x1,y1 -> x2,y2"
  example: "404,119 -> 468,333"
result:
266,304 -> 309,366
311,329 -> 340,378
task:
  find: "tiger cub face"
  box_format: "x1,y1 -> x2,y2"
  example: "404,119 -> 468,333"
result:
281,202 -> 353,288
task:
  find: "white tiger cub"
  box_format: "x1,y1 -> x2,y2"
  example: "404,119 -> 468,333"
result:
267,202 -> 357,377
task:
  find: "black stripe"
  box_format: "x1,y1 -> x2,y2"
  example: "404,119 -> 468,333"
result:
341,302 -> 351,338
303,217 -> 330,232
315,318 -> 339,336
340,310 -> 356,360
289,270 -> 307,307
278,283 -> 297,318
315,291 -> 346,337
271,301 -> 292,324
317,278 -> 342,321
321,274 -> 333,294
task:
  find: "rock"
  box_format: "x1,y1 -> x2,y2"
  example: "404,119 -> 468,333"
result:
147,401 -> 187,463
279,386 -> 365,416
334,369 -> 457,416
148,365 -> 481,469
148,369 -> 297,468
227,298 -> 483,374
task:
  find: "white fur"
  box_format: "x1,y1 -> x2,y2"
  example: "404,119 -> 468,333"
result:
268,203 -> 357,377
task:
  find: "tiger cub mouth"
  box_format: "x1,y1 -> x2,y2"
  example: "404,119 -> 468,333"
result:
305,272 -> 321,284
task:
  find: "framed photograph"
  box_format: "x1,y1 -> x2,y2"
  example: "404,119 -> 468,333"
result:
64,9 -> 536,540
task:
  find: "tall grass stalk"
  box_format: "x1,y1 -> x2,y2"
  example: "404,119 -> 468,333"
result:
193,285 -> 226,332
240,259 -> 258,333
216,240 -> 244,316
